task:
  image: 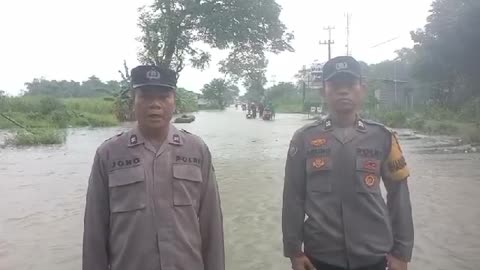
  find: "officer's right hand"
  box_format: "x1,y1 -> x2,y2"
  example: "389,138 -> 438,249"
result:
290,255 -> 315,270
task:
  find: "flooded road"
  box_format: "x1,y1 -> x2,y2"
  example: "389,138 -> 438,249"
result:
1,109 -> 479,270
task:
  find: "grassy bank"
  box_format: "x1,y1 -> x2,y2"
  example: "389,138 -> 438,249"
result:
367,108 -> 480,144
0,96 -> 118,146
0,96 -> 118,129
5,129 -> 66,146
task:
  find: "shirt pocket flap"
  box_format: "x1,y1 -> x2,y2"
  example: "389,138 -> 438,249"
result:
173,164 -> 203,183
109,165 -> 145,187
356,158 -> 381,174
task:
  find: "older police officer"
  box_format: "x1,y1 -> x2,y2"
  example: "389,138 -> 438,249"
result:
83,65 -> 224,270
283,56 -> 413,270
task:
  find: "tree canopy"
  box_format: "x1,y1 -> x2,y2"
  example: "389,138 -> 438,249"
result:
409,0 -> 480,106
137,0 -> 294,93
201,78 -> 239,109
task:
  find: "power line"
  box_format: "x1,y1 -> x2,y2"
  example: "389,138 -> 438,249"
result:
320,26 -> 335,60
370,36 -> 400,48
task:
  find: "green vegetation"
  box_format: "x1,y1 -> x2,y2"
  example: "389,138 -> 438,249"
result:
272,102 -> 303,114
138,0 -> 293,106
6,129 -> 66,146
366,108 -> 480,144
0,96 -> 118,130
201,79 -> 239,110
176,88 -> 199,113
358,0 -> 480,144
264,82 -> 303,113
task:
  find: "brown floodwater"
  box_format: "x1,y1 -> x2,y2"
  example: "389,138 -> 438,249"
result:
1,109 -> 479,270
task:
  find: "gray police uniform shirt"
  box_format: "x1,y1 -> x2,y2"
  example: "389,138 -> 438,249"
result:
83,124 -> 224,270
282,118 -> 414,268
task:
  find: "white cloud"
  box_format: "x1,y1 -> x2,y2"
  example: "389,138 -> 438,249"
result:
0,0 -> 433,95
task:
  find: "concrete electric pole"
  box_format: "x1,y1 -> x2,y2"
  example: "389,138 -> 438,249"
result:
320,26 -> 335,60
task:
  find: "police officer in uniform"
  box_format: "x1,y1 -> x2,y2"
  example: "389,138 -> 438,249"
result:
282,56 -> 413,270
83,65 -> 224,270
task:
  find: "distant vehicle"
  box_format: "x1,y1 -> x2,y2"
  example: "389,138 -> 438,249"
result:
262,108 -> 275,121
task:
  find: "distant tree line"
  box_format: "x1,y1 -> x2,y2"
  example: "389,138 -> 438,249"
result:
22,76 -> 120,98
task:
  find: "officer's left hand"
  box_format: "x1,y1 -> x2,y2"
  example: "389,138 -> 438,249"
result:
387,254 -> 407,270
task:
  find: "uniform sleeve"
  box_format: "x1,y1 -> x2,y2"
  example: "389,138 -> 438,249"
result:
83,150 -> 110,270
282,131 -> 307,258
381,133 -> 414,262
199,147 -> 225,270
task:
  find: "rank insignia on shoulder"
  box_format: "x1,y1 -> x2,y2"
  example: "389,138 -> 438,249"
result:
357,120 -> 366,130
130,134 -> 138,145
173,134 -> 181,144
325,119 -> 332,130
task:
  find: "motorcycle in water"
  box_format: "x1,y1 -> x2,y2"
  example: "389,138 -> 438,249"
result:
246,109 -> 257,119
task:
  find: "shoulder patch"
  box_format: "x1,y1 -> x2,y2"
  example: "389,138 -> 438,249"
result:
384,132 -> 410,181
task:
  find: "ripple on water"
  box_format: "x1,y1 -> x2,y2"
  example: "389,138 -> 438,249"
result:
1,112 -> 480,270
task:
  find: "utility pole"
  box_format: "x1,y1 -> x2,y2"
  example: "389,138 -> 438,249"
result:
271,75 -> 277,87
320,26 -> 335,60
301,65 -> 307,113
345,13 -> 351,56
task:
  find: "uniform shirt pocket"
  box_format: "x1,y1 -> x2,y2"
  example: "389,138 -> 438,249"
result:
306,157 -> 332,192
108,165 -> 147,213
172,163 -> 202,206
355,158 -> 381,194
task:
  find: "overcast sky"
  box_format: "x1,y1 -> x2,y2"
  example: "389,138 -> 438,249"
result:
0,0 -> 434,95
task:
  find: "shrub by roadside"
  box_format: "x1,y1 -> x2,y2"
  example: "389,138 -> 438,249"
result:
6,129 -> 66,146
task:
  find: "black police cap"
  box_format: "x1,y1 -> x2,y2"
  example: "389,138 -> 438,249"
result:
130,65 -> 177,90
323,56 -> 362,81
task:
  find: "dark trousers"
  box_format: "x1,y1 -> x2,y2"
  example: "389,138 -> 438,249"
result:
307,256 -> 386,270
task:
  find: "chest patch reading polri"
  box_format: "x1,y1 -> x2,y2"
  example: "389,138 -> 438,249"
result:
176,155 -> 202,165
357,148 -> 381,158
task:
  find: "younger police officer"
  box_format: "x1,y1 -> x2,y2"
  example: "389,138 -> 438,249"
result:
282,56 -> 413,270
83,66 -> 224,270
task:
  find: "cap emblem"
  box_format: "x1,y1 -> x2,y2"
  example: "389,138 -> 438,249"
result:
336,62 -> 348,70
146,69 -> 161,80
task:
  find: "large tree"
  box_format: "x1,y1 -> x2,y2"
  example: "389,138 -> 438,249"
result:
410,0 -> 480,106
201,78 -> 239,109
137,0 -> 294,78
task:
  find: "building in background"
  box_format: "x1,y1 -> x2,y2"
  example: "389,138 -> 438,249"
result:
373,79 -> 414,111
